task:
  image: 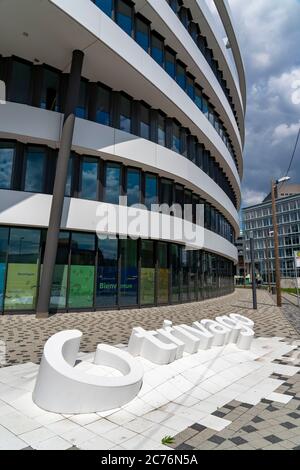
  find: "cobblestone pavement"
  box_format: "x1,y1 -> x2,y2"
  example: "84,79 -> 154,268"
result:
170,341 -> 300,451
0,289 -> 298,367
282,294 -> 300,335
0,289 -> 300,451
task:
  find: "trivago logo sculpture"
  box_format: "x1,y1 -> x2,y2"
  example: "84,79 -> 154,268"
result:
33,314 -> 254,414
128,314 -> 255,365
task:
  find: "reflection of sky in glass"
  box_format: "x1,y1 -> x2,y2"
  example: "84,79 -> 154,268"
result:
0,148 -> 14,189
105,165 -> 121,204
140,122 -> 150,139
145,175 -> 157,209
120,115 -> 131,133
94,0 -> 113,17
127,170 -> 140,206
81,160 -> 98,200
24,150 -> 45,193
117,8 -> 132,36
8,228 -> 40,256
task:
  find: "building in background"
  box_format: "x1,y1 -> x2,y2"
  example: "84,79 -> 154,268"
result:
235,233 -> 246,283
0,0 -> 245,314
243,188 -> 300,288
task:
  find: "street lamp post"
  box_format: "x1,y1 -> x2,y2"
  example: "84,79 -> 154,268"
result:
271,176 -> 291,308
249,234 -> 257,310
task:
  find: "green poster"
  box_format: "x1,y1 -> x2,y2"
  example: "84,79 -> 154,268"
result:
50,265 -> 68,309
141,268 -> 155,305
68,265 -> 95,309
158,268 -> 169,304
4,263 -> 39,310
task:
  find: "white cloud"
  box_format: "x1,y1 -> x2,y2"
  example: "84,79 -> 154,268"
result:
242,189 -> 267,207
272,121 -> 300,145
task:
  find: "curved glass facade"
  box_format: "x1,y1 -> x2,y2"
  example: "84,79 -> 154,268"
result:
0,226 -> 234,313
0,140 -> 235,244
0,56 -> 237,207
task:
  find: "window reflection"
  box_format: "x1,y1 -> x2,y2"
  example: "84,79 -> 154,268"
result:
80,157 -> 98,200
0,144 -> 14,190
145,174 -> 158,210
40,68 -> 60,111
104,163 -> 121,204
127,168 -> 140,206
24,147 -> 45,193
119,95 -> 132,133
116,0 -> 133,36
96,85 -> 111,126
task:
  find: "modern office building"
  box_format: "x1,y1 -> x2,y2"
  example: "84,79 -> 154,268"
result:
243,190 -> 300,285
0,0 -> 245,314
235,233 -> 245,278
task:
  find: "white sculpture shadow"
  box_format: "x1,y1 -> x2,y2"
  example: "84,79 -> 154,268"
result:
32,330 -> 144,414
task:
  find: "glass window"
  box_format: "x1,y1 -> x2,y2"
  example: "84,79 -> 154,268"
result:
127,168 -> 140,206
120,239 -> 138,306
179,7 -> 190,30
184,189 -> 193,222
186,75 -> 195,100
68,232 -> 95,309
0,143 -> 15,190
151,33 -> 164,66
202,95 -> 209,118
165,48 -> 176,79
9,60 -> 31,104
4,228 -> 41,311
50,231 -> 70,310
24,146 -> 46,193
96,85 -> 111,125
104,163 -> 121,204
116,0 -> 133,36
172,121 -> 181,153
181,249 -> 189,301
40,68 -> 60,111
80,157 -> 98,201
94,0 -> 113,17
171,244 -> 180,302
174,184 -> 184,218
0,227 -> 9,312
75,81 -> 87,119
157,113 -> 166,147
168,0 -> 181,13
208,105 -> 215,126
141,240 -> 155,305
145,174 -> 158,210
119,95 -> 132,133
135,15 -> 150,52
157,242 -> 169,304
96,238 -> 118,307
160,178 -> 173,207
140,104 -> 150,139
195,85 -> 202,111
198,35 -> 207,55
176,61 -> 186,90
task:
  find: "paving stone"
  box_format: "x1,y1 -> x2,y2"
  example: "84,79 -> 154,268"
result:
208,435 -> 226,445
280,421 -> 297,430
230,436 -> 248,446
264,435 -> 282,444
242,425 -> 257,433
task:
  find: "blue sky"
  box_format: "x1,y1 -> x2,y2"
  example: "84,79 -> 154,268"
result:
208,0 -> 300,207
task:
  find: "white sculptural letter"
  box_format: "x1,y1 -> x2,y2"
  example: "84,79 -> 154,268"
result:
33,330 -> 144,414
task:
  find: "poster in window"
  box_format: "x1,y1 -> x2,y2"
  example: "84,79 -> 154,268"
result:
4,263 -> 38,310
68,265 -> 95,309
141,268 -> 155,305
